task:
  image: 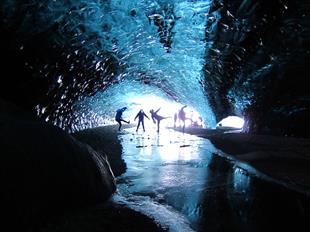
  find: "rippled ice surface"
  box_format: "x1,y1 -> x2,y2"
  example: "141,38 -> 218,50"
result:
112,127 -> 231,231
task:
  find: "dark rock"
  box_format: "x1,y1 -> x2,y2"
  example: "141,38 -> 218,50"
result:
39,201 -> 167,232
0,100 -> 116,230
204,0 -> 310,138
73,125 -> 131,177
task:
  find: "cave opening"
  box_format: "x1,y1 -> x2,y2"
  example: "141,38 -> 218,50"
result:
216,115 -> 245,129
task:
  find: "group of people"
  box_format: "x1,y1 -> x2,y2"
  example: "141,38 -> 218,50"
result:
115,105 -> 190,133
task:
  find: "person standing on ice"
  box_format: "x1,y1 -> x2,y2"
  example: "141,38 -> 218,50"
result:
134,109 -> 150,132
178,105 -> 188,133
150,108 -> 170,133
115,107 -> 130,131
174,112 -> 178,128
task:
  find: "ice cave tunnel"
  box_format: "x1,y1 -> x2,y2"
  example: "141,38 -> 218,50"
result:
0,0 -> 309,231
1,0 -> 309,136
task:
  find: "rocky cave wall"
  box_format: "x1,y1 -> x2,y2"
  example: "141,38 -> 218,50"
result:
203,0 -> 310,136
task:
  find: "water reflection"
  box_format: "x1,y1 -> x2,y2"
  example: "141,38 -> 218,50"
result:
113,127 -> 309,232
114,128 -> 216,231
130,128 -> 206,162
232,167 -> 251,193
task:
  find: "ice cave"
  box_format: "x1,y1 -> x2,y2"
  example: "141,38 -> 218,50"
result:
0,0 -> 309,231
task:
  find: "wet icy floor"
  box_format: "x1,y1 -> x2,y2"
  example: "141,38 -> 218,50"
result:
112,128 -> 308,232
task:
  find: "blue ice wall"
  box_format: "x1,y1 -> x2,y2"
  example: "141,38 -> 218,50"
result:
73,0 -> 216,129
2,0 -> 309,136
2,0 -> 216,130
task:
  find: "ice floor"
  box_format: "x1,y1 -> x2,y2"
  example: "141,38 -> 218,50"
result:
112,127 -> 307,232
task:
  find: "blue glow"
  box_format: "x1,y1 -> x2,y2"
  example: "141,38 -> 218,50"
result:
70,0 -> 216,130
4,0 -> 217,131
74,79 -> 206,129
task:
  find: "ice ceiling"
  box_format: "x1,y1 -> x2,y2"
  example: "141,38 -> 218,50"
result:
70,0 -> 217,129
1,0 -> 309,136
5,0 -> 218,130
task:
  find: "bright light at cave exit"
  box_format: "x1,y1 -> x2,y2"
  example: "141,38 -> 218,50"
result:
217,116 -> 245,129
122,95 -> 204,129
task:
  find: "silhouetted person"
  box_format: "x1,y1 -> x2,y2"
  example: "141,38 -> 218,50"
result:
150,108 -> 170,133
198,116 -> 204,128
174,112 -> 178,128
134,109 -> 150,132
178,105 -> 187,133
115,107 -> 130,131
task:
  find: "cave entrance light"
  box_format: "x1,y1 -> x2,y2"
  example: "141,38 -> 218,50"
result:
120,95 -> 205,130
216,116 -> 245,130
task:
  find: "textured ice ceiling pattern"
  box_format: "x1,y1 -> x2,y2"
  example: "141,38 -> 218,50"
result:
72,0 -> 216,129
3,0 -> 307,134
2,0 -> 217,130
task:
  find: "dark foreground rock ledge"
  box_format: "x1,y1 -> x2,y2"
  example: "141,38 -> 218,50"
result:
0,100 -> 165,231
40,200 -> 167,232
0,100 -> 116,230
73,124 -> 133,177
